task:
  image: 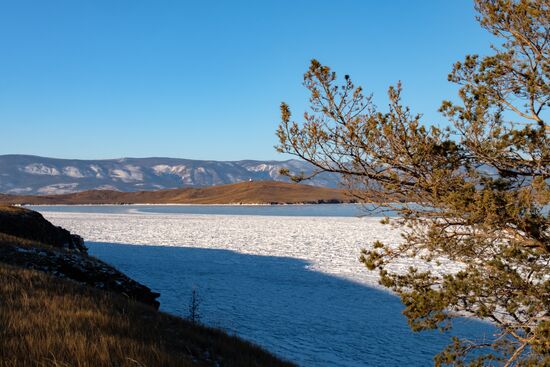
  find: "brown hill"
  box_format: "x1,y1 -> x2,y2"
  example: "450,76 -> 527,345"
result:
0,181 -> 353,205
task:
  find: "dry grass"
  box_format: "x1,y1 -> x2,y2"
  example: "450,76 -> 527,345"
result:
0,205 -> 28,214
0,181 -> 354,205
0,205 -> 295,366
0,263 -> 295,367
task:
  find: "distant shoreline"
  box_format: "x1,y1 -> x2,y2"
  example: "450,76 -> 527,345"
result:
1,181 -> 360,206
23,202 -> 357,207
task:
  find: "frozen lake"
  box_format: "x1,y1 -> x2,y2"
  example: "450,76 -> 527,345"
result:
30,203 -> 384,217
35,205 -> 495,367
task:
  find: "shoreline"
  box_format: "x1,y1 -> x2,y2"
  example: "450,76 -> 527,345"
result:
23,202 -> 359,207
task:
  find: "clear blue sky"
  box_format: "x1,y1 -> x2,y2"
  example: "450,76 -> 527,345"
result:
0,0 -> 494,161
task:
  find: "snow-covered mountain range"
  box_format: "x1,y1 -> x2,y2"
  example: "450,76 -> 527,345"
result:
0,155 -> 340,194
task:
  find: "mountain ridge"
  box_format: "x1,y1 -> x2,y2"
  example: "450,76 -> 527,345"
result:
0,154 -> 340,194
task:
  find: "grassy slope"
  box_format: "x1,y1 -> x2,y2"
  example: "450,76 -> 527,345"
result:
0,264 -> 295,367
0,206 -> 295,367
0,181 -> 353,205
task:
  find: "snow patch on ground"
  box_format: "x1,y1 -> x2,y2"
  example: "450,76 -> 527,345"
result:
110,165 -> 144,182
21,163 -> 60,176
152,164 -> 186,175
89,165 -> 104,178
244,163 -> 282,178
94,185 -> 120,191
62,166 -> 85,178
5,187 -> 33,194
37,183 -> 79,195
152,164 -> 194,184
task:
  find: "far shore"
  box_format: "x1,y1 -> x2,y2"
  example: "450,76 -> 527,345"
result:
22,202 -> 357,207
0,181 -> 367,206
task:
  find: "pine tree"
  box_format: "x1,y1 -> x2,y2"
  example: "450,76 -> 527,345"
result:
276,1 -> 549,365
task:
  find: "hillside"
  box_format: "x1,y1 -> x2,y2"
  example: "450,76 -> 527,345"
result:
0,208 -> 161,309
0,154 -> 340,194
0,206 -> 295,366
0,181 -> 354,205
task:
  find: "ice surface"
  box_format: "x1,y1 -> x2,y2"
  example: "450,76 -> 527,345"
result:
41,212 -> 461,286
40,209 -> 493,367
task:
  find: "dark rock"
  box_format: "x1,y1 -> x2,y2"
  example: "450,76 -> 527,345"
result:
0,206 -> 160,309
0,243 -> 161,309
0,206 -> 87,252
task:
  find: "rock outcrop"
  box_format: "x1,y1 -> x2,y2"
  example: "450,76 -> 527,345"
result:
0,206 -> 160,308
0,206 -> 86,252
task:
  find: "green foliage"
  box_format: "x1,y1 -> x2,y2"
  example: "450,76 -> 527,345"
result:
277,0 -> 549,365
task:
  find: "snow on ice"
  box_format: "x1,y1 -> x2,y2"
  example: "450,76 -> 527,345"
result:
39,208 -> 492,367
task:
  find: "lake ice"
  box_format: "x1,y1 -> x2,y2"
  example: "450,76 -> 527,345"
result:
37,205 -> 495,367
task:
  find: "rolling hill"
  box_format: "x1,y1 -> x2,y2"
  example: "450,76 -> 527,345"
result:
0,181 -> 353,205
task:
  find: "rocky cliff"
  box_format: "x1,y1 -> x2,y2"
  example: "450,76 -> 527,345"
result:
0,206 -> 160,308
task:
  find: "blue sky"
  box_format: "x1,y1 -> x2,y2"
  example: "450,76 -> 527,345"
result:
0,1 -> 494,161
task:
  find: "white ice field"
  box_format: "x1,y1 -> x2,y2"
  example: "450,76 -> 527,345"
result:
39,207 -> 494,367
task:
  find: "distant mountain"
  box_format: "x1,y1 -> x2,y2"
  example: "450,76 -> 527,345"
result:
0,155 -> 340,195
